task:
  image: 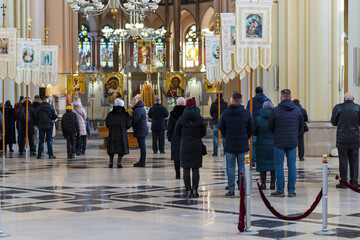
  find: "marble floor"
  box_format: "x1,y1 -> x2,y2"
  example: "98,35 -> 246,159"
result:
0,137 -> 358,240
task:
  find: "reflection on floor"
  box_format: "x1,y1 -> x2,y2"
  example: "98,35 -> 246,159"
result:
0,138 -> 359,240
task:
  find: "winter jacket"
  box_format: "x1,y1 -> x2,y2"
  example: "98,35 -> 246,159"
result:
73,101 -> 87,136
61,110 -> 80,138
106,106 -> 132,156
246,93 -> 272,119
254,109 -> 275,172
218,104 -> 253,154
210,98 -> 228,125
132,101 -> 148,138
31,99 -> 42,118
167,105 -> 186,162
4,104 -> 16,144
295,103 -> 309,134
36,102 -> 57,129
18,101 -> 37,135
268,99 -> 304,149
331,100 -> 360,149
148,103 -> 169,131
175,105 -> 206,168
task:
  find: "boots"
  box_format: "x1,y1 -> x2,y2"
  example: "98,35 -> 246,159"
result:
109,156 -> 114,168
192,186 -> 199,198
260,171 -> 267,190
185,187 -> 192,198
117,155 -> 123,168
175,162 -> 181,179
270,171 -> 276,190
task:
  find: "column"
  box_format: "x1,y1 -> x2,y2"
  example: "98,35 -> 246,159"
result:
173,0 -> 181,71
165,0 -> 170,69
195,0 -> 202,67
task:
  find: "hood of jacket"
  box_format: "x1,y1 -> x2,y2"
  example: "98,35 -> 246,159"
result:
22,101 -> 32,108
134,101 -> 145,109
38,102 -> 50,111
73,100 -> 83,108
170,105 -> 186,120
227,104 -> 245,115
182,105 -> 201,121
112,106 -> 126,113
254,93 -> 269,105
259,108 -> 272,119
279,99 -> 296,111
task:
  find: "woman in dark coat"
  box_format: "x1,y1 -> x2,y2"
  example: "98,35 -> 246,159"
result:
167,97 -> 186,179
254,101 -> 276,190
105,99 -> 132,168
175,99 -> 206,198
17,100 -> 37,155
4,101 -> 16,152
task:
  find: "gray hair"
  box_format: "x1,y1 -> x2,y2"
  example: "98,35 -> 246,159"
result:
155,97 -> 161,104
344,92 -> 354,100
131,97 -> 138,102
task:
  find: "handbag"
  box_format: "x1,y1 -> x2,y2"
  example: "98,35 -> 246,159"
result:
74,108 -> 91,136
304,123 -> 309,132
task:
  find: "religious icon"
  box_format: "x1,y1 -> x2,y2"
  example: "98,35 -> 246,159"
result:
104,74 -> 123,99
166,73 -> 185,98
230,26 -> 236,45
0,38 -> 9,54
204,77 -> 217,93
246,14 -> 263,38
212,45 -> 220,59
67,75 -> 85,94
22,49 -> 34,63
41,51 -> 52,66
137,40 -> 154,65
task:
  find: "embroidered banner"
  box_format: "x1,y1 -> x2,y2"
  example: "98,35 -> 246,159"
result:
16,38 -> 42,85
41,45 -> 58,86
0,28 -> 17,80
236,0 -> 273,70
205,35 -> 221,84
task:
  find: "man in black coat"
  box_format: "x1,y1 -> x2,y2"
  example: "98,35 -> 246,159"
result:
18,100 -> 37,156
210,93 -> 227,156
268,89 -> 303,198
148,97 -> 169,154
219,93 -> 253,198
130,97 -> 148,167
61,104 -> 80,159
331,92 -> 360,188
4,101 -> 16,152
293,99 -> 309,161
36,96 -> 57,159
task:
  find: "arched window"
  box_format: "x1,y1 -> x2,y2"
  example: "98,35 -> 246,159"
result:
78,25 -> 91,69
185,25 -> 199,68
155,26 -> 166,67
100,26 -> 114,68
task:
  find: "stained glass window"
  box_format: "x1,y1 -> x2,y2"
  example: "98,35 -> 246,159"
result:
101,26 -> 114,68
185,25 -> 199,68
78,25 -> 91,69
155,27 -> 166,67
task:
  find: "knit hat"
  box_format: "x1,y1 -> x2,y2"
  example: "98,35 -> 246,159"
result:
186,98 -> 196,107
263,101 -> 274,109
66,104 -> 73,110
114,98 -> 124,107
176,97 -> 186,106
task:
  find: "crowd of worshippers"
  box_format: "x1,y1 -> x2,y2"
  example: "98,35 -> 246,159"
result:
0,95 -> 89,160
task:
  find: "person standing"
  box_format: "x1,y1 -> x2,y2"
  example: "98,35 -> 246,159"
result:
36,96 -> 57,159
331,92 -> 360,188
210,93 -> 227,156
167,97 -> 186,179
254,101 -> 276,190
246,86 -> 271,166
219,93 -> 253,198
18,100 -> 37,156
4,101 -> 16,152
32,95 -> 42,151
130,97 -> 148,167
268,89 -> 303,197
293,99 -> 309,161
72,98 -> 88,155
175,99 -> 206,198
61,104 -> 79,159
105,99 -> 132,168
148,97 -> 169,154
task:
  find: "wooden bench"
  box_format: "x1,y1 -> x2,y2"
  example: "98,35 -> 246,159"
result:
98,126 -> 139,148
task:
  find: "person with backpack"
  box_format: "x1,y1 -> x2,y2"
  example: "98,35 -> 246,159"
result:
72,98 -> 88,156
61,104 -> 80,159
18,99 -> 37,156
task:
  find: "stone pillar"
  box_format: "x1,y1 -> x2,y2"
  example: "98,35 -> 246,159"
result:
195,0 -> 202,67
173,0 -> 181,71
165,0 -> 170,69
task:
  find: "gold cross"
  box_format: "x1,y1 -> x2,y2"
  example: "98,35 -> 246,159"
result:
27,17 -> 32,27
1,4 -> 6,27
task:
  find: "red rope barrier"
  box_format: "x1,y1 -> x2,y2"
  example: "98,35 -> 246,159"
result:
257,182 -> 323,221
238,173 -> 245,232
336,175 -> 360,193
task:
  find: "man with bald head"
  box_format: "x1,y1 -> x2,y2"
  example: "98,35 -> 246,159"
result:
331,92 -> 360,188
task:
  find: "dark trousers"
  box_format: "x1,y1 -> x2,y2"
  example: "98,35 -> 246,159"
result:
66,135 -> 76,157
174,161 -> 180,176
260,171 -> 276,185
152,130 -> 165,153
38,128 -> 54,157
298,135 -> 305,160
338,147 -> 359,185
137,137 -> 146,165
76,135 -> 87,154
183,168 -> 200,189
19,134 -> 35,153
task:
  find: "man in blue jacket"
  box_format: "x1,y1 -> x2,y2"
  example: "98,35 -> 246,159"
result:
130,97 -> 149,167
148,98 -> 169,154
210,93 -> 227,156
219,93 -> 253,198
268,89 -> 303,197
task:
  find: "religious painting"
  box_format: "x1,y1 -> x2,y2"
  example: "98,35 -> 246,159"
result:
41,51 -> 52,66
67,75 -> 85,94
204,77 -> 217,93
246,14 -> 263,38
137,40 -> 154,65
0,38 -> 9,54
212,45 -> 220,60
22,49 -> 34,63
230,26 -> 236,46
166,73 -> 185,98
104,73 -> 123,99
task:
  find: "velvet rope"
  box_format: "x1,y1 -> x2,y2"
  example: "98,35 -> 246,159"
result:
237,173 -> 246,232
256,182 -> 323,221
336,175 -> 360,193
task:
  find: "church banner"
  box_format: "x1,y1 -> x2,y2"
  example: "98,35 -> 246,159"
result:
16,38 -> 42,85
236,0 -> 273,70
0,28 -> 17,80
40,45 -> 58,86
205,35 -> 221,84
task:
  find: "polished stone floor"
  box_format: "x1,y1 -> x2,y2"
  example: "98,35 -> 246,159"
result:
0,137 -> 358,240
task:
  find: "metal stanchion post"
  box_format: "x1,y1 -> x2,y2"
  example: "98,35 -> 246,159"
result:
239,155 -> 259,235
315,155 -> 335,236
1,155 -> 8,173
22,147 -> 31,164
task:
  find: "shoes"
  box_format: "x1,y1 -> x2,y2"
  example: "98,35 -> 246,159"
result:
288,192 -> 296,198
225,186 -> 229,190
270,183 -> 276,190
30,152 -> 36,156
160,152 -> 165,154
299,158 -> 305,161
117,157 -> 123,168
82,151 -> 85,155
49,155 -> 56,159
9,149 -> 14,153
271,190 -> 285,197
153,151 -> 158,154
192,187 -> 199,198
185,187 -> 192,198
36,156 -> 41,159
212,152 -> 217,157
261,184 -> 266,190
176,173 -> 180,179
70,154 -> 75,159
133,162 -> 145,168
109,156 -> 114,168
225,191 -> 235,198
76,152 -> 82,156
336,183 -> 347,189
